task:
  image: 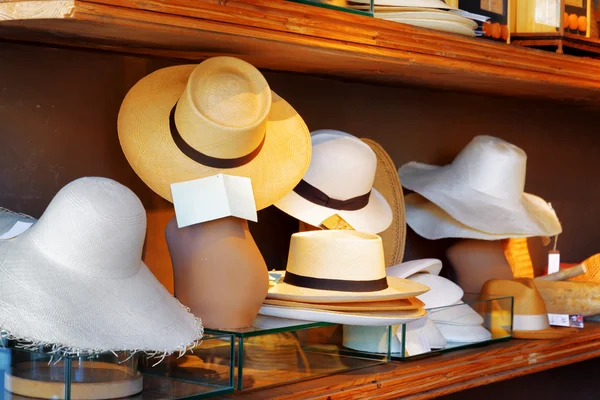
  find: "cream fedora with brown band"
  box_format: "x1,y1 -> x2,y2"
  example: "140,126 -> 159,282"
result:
267,230 -> 429,303
118,56 -> 311,210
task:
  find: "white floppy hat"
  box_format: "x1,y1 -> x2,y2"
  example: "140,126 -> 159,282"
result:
386,258 -> 442,279
118,56 -> 311,211
275,130 -> 393,234
267,230 -> 429,303
0,177 -> 202,354
399,135 -> 562,237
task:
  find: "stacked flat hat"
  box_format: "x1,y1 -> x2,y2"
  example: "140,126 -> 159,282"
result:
348,0 -> 479,36
260,230 -> 430,326
0,177 -> 203,354
275,129 -> 393,234
399,135 -> 562,240
118,56 -> 311,211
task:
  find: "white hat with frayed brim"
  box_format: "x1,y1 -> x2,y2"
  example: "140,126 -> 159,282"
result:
267,230 -> 429,303
118,56 -> 311,211
0,177 -> 203,354
399,135 -> 562,238
275,130 -> 393,234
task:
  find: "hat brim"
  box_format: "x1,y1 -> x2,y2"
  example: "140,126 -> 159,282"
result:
512,327 -> 578,340
267,273 -> 429,303
258,304 -> 427,326
275,186 -> 393,234
118,65 -> 311,211
387,258 -> 443,278
0,233 -> 201,353
362,138 -> 406,265
408,274 -> 464,308
263,297 -> 424,311
399,162 -> 562,237
435,323 -> 492,343
428,301 -> 484,325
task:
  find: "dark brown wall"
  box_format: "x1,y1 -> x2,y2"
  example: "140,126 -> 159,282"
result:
1,41 -> 599,272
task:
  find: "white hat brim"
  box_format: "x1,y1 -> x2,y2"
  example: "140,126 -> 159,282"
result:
118,65 -> 311,211
275,187 -> 393,234
408,274 -> 464,308
428,301 -> 484,325
267,273 -> 429,303
0,235 -> 201,353
435,323 -> 492,343
259,304 -> 426,326
386,258 -> 442,278
399,162 -> 562,237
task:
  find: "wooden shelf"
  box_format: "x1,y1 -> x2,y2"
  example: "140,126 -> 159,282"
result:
228,322 -> 600,399
2,0 -> 600,105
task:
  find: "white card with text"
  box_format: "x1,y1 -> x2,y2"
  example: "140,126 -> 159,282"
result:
170,174 -> 257,228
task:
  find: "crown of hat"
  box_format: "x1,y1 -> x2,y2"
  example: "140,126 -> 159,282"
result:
481,278 -> 548,316
304,130 -> 377,199
451,136 -> 527,201
28,177 -> 146,278
286,230 -> 386,281
174,57 -> 272,159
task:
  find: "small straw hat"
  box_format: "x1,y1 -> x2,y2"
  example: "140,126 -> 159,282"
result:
0,177 -> 203,354
399,136 -> 562,238
267,230 -> 429,303
361,138 -> 406,266
118,56 -> 311,210
275,130 -> 392,234
481,278 -> 578,339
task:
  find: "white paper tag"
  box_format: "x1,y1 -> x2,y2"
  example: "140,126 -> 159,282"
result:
548,251 -> 560,274
170,174 -> 257,228
548,313 -> 583,328
0,221 -> 33,240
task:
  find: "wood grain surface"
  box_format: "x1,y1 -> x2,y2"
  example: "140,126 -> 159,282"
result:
227,323 -> 600,399
1,0 -> 600,104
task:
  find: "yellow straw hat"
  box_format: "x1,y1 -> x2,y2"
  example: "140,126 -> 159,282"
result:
118,56 -> 311,210
361,138 -> 406,266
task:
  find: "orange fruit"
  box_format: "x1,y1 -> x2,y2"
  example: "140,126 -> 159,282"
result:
578,15 -> 587,32
564,12 -> 569,28
483,21 -> 492,37
491,22 -> 501,39
569,14 -> 578,30
501,24 -> 509,41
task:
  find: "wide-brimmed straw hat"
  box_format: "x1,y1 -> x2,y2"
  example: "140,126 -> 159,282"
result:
267,230 -> 429,303
399,135 -> 562,238
361,138 -> 406,265
275,130 -> 392,233
0,177 -> 202,354
481,278 -> 577,339
118,56 -> 311,211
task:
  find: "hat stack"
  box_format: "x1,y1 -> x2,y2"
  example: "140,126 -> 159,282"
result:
348,0 -> 479,36
399,135 -> 562,240
261,130 -> 430,326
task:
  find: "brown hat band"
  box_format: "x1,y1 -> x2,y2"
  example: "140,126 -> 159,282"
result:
170,103 -> 266,169
292,180 -> 371,211
283,271 -> 388,292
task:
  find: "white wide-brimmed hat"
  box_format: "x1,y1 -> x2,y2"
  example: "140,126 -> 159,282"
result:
0,208 -> 36,237
435,324 -> 492,343
267,230 -> 429,303
407,273 -> 464,308
399,135 -> 562,238
386,258 -> 442,279
118,56 -> 311,211
275,130 -> 393,234
428,301 -> 484,326
0,177 -> 203,354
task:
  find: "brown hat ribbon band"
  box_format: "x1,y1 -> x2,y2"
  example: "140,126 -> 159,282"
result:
292,180 -> 371,211
283,271 -> 388,292
170,104 -> 265,169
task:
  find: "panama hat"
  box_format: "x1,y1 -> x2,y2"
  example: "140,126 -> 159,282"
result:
0,207 -> 36,238
118,56 -> 311,211
404,194 -> 531,240
361,138 -> 406,265
267,230 -> 429,303
481,278 -> 578,339
387,258 -> 442,279
262,297 -> 425,312
408,273 -> 464,308
0,177 -> 203,354
275,130 -> 392,234
399,135 -> 562,237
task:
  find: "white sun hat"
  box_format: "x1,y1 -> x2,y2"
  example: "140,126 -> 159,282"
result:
399,135 -> 562,238
275,130 -> 393,234
408,273 -> 464,308
386,258 -> 442,279
428,301 -> 484,326
266,230 -> 429,303
0,177 -> 202,354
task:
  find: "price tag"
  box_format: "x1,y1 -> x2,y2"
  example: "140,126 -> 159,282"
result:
319,214 -> 355,231
548,313 -> 583,328
548,250 -> 560,274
